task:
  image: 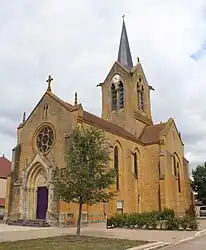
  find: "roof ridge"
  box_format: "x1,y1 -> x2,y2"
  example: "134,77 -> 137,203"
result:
83,110 -> 136,134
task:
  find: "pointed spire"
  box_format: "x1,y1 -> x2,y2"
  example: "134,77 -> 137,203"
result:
117,16 -> 133,71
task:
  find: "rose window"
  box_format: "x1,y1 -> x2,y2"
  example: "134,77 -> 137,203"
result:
36,126 -> 54,154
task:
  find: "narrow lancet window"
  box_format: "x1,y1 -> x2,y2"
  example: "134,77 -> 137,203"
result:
133,152 -> 138,176
114,146 -> 119,190
178,172 -> 181,193
140,86 -> 144,111
111,84 -> 117,110
119,81 -> 124,109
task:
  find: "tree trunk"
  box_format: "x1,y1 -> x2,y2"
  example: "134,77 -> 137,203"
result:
76,202 -> 83,235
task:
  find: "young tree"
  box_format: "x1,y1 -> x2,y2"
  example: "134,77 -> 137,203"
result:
192,162 -> 206,204
54,126 -> 117,235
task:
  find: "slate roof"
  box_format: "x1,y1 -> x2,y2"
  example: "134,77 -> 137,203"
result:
117,19 -> 133,71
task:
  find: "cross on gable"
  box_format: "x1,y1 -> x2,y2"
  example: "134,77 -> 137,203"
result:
46,75 -> 53,92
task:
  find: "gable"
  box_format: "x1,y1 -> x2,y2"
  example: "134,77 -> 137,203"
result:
18,91 -> 76,129
139,123 -> 166,144
160,118 -> 184,146
131,62 -> 151,88
100,61 -> 131,87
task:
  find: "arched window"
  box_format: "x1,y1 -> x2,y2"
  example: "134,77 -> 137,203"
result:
137,83 -> 144,111
111,84 -> 117,110
173,156 -> 177,176
140,86 -> 144,111
114,146 -> 119,190
178,172 -> 181,193
177,162 -> 181,192
119,81 -> 124,109
133,152 -> 138,176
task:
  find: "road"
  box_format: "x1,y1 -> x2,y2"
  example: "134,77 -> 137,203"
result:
167,234 -> 206,250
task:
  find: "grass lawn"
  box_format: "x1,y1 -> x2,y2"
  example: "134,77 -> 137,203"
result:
0,235 -> 148,250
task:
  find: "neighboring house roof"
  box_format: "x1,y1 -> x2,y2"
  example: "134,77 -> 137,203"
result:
0,155 -> 11,178
140,123 -> 166,144
0,198 -> 5,207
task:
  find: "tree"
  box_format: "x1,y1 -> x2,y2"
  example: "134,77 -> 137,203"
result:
192,162 -> 206,204
54,126 -> 117,235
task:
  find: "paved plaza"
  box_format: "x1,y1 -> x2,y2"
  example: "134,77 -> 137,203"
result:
0,220 -> 205,245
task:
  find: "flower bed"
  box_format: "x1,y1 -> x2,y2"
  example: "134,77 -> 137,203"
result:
106,209 -> 198,231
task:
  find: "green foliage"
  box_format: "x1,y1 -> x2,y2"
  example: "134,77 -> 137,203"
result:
54,126 -> 117,204
192,163 -> 206,204
188,218 -> 199,231
53,126 -> 117,234
108,209 -> 198,231
164,217 -> 180,230
160,208 -> 175,220
180,216 -> 192,230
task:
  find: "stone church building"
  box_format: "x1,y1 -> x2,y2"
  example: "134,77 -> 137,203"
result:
4,20 -> 192,224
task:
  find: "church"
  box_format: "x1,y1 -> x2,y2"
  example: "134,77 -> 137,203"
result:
4,20 -> 193,225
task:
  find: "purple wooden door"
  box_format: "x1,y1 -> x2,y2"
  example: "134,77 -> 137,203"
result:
36,187 -> 48,220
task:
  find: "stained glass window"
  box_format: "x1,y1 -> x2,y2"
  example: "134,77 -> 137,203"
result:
36,125 -> 54,154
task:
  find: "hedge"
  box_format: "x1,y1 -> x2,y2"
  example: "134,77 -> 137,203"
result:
107,209 -> 198,231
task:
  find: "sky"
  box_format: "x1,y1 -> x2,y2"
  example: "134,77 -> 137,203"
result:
0,0 -> 206,171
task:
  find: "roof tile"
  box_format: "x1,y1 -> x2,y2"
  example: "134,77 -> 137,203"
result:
0,198 -> 5,207
0,156 -> 11,178
83,111 -> 141,143
140,123 -> 166,144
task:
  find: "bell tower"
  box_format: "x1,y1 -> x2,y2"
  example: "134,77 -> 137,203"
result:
99,18 -> 154,137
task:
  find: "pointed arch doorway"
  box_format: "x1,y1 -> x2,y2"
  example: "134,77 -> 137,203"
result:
25,163 -> 49,220
36,187 -> 48,220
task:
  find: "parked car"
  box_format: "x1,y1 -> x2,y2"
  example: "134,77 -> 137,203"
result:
199,206 -> 206,217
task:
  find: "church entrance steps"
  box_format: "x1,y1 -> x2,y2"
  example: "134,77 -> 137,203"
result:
7,219 -> 51,227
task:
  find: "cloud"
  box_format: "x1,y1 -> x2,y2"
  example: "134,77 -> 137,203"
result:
0,0 -> 205,171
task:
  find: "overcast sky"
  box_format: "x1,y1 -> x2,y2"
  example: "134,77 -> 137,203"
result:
0,0 -> 206,171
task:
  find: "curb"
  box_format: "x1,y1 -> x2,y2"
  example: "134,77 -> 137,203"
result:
158,229 -> 206,249
126,242 -> 171,250
195,229 -> 206,237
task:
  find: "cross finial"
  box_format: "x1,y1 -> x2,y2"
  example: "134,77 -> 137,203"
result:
122,14 -> 125,20
23,112 -> 26,123
46,75 -> 53,92
74,92 -> 78,105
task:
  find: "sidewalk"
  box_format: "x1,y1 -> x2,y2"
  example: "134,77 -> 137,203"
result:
0,222 -> 205,244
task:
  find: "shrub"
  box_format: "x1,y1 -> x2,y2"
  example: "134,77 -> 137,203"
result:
165,217 -> 180,230
113,214 -> 125,227
188,218 -> 198,231
128,213 -> 139,228
161,208 -> 175,220
107,210 -> 198,231
180,216 -> 191,230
